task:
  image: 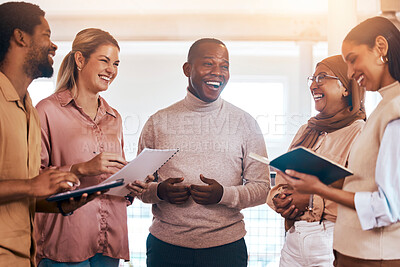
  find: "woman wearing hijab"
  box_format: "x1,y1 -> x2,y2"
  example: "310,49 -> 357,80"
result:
267,55 -> 366,267
281,17 -> 400,266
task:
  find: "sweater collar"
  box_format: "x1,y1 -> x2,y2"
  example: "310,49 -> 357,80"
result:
378,81 -> 400,99
183,89 -> 223,112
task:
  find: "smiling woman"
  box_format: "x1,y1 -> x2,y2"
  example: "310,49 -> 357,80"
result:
33,28 -> 151,267
308,66 -> 347,115
267,55 -> 365,267
280,17 -> 400,267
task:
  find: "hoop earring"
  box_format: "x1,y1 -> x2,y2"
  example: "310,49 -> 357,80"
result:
77,66 -> 82,71
380,55 -> 388,64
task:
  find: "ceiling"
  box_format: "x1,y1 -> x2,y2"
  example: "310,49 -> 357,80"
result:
0,0 -> 386,41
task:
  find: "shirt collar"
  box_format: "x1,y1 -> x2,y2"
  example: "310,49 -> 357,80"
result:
56,89 -> 74,106
98,96 -> 116,118
56,89 -> 116,118
0,72 -> 21,102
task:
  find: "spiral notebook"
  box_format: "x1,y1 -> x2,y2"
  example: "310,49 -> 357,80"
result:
100,148 -> 179,197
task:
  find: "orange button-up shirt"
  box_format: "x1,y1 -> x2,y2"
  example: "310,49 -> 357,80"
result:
34,89 -> 129,263
0,72 -> 41,266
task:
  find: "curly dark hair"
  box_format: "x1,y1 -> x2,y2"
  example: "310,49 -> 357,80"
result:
0,2 -> 45,64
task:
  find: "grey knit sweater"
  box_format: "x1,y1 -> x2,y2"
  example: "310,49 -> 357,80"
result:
138,91 -> 270,248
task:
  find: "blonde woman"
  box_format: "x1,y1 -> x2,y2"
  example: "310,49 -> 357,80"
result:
34,28 -> 147,267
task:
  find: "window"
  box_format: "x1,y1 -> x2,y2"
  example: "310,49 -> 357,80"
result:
365,91 -> 381,117
27,78 -> 55,106
223,78 -> 286,266
222,77 -> 286,141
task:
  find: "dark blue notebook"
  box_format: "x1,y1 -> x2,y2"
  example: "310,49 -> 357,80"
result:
269,147 -> 353,185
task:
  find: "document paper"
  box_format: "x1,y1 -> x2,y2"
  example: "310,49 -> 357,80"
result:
101,148 -> 179,197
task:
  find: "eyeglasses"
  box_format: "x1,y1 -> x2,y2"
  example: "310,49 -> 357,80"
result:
307,74 -> 340,87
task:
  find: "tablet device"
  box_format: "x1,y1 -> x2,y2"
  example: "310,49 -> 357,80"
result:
46,179 -> 125,202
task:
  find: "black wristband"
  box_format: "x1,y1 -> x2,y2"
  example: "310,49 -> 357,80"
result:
57,201 -> 73,216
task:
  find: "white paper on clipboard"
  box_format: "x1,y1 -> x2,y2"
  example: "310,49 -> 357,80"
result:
101,148 -> 179,197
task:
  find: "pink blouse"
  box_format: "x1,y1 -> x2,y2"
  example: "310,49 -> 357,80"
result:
34,89 -> 129,263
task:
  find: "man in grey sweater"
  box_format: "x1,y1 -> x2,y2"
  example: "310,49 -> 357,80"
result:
138,38 -> 270,267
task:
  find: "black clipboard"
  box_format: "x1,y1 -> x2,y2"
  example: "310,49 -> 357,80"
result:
46,179 -> 125,202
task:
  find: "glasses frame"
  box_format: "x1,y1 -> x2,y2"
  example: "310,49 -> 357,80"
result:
307,74 -> 340,87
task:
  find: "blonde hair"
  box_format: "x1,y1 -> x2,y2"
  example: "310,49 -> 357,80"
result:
56,28 -> 119,92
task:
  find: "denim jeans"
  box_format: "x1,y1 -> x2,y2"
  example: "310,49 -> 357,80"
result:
38,253 -> 119,267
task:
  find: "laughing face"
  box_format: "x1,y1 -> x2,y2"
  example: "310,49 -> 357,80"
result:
342,40 -> 387,92
77,44 -> 120,94
183,42 -> 229,102
24,17 -> 57,79
310,64 -> 348,116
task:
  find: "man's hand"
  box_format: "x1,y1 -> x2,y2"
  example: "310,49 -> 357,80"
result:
126,175 -> 155,199
29,169 -> 79,198
189,174 -> 223,205
59,190 -> 102,214
71,152 -> 127,177
157,177 -> 190,204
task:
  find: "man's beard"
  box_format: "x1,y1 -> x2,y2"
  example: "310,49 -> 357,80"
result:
23,44 -> 54,79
